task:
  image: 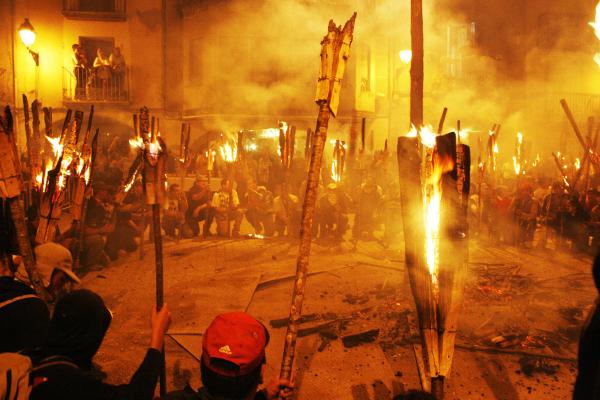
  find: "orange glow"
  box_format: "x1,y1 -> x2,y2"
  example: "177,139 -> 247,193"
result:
590,2 -> 600,67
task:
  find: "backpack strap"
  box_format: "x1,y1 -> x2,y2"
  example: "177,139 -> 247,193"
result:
32,356 -> 79,373
0,294 -> 39,310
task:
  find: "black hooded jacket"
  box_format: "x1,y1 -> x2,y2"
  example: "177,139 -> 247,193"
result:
573,255 -> 600,399
30,289 -> 162,400
0,276 -> 49,353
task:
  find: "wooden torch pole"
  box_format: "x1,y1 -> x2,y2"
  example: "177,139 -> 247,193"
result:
280,12 -> 356,383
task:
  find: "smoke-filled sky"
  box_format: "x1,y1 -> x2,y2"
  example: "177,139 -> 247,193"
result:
182,0 -> 600,157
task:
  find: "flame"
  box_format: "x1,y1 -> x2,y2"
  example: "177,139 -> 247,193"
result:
423,148 -> 454,286
260,128 -> 280,138
517,132 -> 523,144
493,143 -> 499,154
590,2 -> 600,67
406,125 -> 418,138
331,158 -> 341,182
46,136 -> 64,158
84,165 -> 91,185
458,128 -> 471,142
419,125 -> 437,148
35,172 -> 43,186
219,141 -> 237,163
575,157 -> 581,170
279,121 -> 288,133
512,156 -> 521,175
129,136 -> 144,149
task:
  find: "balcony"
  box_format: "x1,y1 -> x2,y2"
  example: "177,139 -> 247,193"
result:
62,0 -> 126,21
63,66 -> 130,103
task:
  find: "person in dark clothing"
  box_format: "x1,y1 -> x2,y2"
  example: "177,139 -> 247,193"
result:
30,289 -> 171,400
352,177 -> 383,240
186,176 -> 214,237
574,253 -> 600,399
82,183 -> 115,268
161,312 -> 292,400
106,184 -> 144,260
316,183 -> 349,242
0,259 -> 50,353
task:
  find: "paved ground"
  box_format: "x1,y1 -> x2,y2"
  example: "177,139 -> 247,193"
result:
80,224 -> 596,399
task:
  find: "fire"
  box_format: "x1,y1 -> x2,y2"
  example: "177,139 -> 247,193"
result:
512,156 -> 521,175
260,128 -> 280,138
419,125 -> 437,148
331,158 -> 341,182
590,2 -> 600,67
458,128 -> 470,143
219,141 -> 237,163
493,143 -> 499,154
409,125 -> 454,288
46,136 -> 64,158
575,157 -> 581,170
129,136 -> 144,149
406,125 -> 418,138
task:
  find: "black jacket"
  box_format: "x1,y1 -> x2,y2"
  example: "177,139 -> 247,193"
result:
0,276 -> 49,353
30,349 -> 162,400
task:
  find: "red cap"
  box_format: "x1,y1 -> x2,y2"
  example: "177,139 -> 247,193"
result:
202,312 -> 268,377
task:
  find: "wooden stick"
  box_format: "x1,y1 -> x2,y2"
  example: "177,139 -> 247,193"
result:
280,13 -> 356,383
560,99 -> 588,152
0,106 -> 50,302
437,107 -> 448,134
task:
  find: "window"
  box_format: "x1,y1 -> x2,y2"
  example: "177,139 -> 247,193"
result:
63,0 -> 126,21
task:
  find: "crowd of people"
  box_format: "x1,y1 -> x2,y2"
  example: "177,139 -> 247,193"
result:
479,176 -> 600,255
72,43 -> 127,101
4,130 -> 600,398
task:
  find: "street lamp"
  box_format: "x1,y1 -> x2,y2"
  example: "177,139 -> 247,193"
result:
18,18 -> 39,66
399,49 -> 413,64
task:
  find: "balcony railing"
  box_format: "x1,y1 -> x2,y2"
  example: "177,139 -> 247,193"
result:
63,66 -> 130,103
62,0 -> 126,21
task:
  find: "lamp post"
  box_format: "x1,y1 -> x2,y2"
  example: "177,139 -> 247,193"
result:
18,18 -> 39,99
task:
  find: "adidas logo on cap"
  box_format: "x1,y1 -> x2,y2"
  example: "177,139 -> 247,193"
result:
218,345 -> 232,355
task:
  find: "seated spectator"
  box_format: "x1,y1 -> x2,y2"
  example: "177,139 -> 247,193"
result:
161,312 -> 292,400
0,255 -> 49,353
30,289 -> 171,400
105,183 -> 143,260
163,183 -> 189,238
32,242 -> 80,303
574,253 -> 600,399
186,176 -> 214,237
352,176 -> 383,240
245,180 -> 274,236
82,182 -> 115,269
273,184 -> 300,237
211,179 -> 243,237
316,183 -> 348,242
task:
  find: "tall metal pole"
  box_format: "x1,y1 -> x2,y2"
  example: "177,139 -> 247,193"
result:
410,0 -> 424,128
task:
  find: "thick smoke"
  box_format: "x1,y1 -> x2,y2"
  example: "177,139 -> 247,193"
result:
182,0 -> 600,160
